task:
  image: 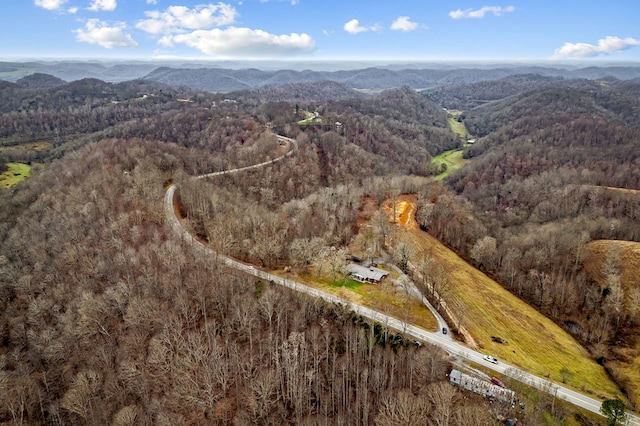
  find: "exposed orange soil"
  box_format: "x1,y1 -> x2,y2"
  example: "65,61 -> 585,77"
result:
381,194 -> 419,230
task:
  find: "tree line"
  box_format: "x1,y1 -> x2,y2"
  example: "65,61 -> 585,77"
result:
0,138 -> 515,425
426,82 -> 640,406
1,73 -> 629,422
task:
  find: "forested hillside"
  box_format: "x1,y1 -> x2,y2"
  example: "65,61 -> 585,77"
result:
0,77 -> 194,166
227,80 -> 368,103
422,74 -> 606,110
3,138 -> 492,424
426,80 -> 640,405
0,77 -> 510,424
2,70 -> 640,422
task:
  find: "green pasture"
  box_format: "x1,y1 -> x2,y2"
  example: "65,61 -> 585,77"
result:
446,109 -> 468,139
329,277 -> 365,290
432,149 -> 467,180
0,162 -> 31,188
447,118 -> 468,139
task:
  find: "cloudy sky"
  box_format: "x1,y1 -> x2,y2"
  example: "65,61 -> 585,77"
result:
2,0 -> 639,62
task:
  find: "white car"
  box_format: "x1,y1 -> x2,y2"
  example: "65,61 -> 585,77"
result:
483,355 -> 498,364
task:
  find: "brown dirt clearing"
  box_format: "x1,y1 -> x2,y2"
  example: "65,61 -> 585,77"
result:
381,194 -> 419,230
583,240 -> 640,291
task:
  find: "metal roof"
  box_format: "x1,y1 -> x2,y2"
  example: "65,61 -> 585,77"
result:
346,263 -> 389,282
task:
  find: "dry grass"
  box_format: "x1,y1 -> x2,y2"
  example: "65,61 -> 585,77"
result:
610,344 -> 640,408
0,141 -> 52,152
270,268 -> 439,333
583,240 -> 640,291
386,198 -> 622,400
598,186 -> 640,196
583,239 -> 640,407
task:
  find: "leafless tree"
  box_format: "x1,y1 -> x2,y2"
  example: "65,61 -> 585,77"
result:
375,389 -> 430,426
428,381 -> 459,426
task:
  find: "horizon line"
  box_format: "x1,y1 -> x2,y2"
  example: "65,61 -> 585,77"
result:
2,56 -> 640,65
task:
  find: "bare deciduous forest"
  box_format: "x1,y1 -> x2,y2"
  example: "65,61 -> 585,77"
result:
1,71 -> 640,424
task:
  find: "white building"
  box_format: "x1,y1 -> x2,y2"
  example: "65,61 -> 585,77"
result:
449,369 -> 515,403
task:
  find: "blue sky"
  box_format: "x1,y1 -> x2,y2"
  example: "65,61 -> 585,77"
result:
2,0 -> 639,62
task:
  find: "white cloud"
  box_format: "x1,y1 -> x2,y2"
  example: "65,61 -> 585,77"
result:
88,0 -> 117,12
146,0 -> 158,4
136,3 -> 237,35
34,0 -> 67,10
552,36 -> 640,59
449,5 -> 514,19
68,6 -> 78,13
74,19 -> 138,48
165,27 -> 315,57
390,16 -> 418,32
344,19 -> 366,34
344,19 -> 379,34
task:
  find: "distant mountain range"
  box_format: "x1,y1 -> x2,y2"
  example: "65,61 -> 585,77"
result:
1,60 -> 640,93
141,65 -> 640,93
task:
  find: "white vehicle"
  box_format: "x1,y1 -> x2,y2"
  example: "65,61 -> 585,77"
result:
483,355 -> 499,364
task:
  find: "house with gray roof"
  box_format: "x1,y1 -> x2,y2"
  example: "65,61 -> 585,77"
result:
346,263 -> 389,284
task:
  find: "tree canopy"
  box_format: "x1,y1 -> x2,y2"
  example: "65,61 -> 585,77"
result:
601,398 -> 627,426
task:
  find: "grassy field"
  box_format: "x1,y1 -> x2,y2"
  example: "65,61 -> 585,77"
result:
0,162 -> 31,188
431,109 -> 471,179
394,225 -> 622,401
612,345 -> 640,410
432,149 -> 468,180
447,115 -> 468,140
329,277 -> 366,290
271,269 -> 440,333
305,195 -> 622,402
297,110 -> 319,126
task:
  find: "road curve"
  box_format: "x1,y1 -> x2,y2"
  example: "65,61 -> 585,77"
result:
163,134 -> 639,425
380,260 -> 451,340
197,135 -> 297,180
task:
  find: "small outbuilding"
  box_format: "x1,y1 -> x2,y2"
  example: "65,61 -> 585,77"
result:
346,263 -> 389,284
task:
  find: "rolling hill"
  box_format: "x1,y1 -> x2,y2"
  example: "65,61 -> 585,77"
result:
432,79 -> 640,407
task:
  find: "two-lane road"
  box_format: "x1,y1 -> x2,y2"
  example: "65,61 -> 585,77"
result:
163,134 -> 639,426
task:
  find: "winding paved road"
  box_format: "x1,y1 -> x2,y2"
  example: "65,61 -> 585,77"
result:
196,136 -> 297,180
163,134 -> 639,425
380,259 -> 452,340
